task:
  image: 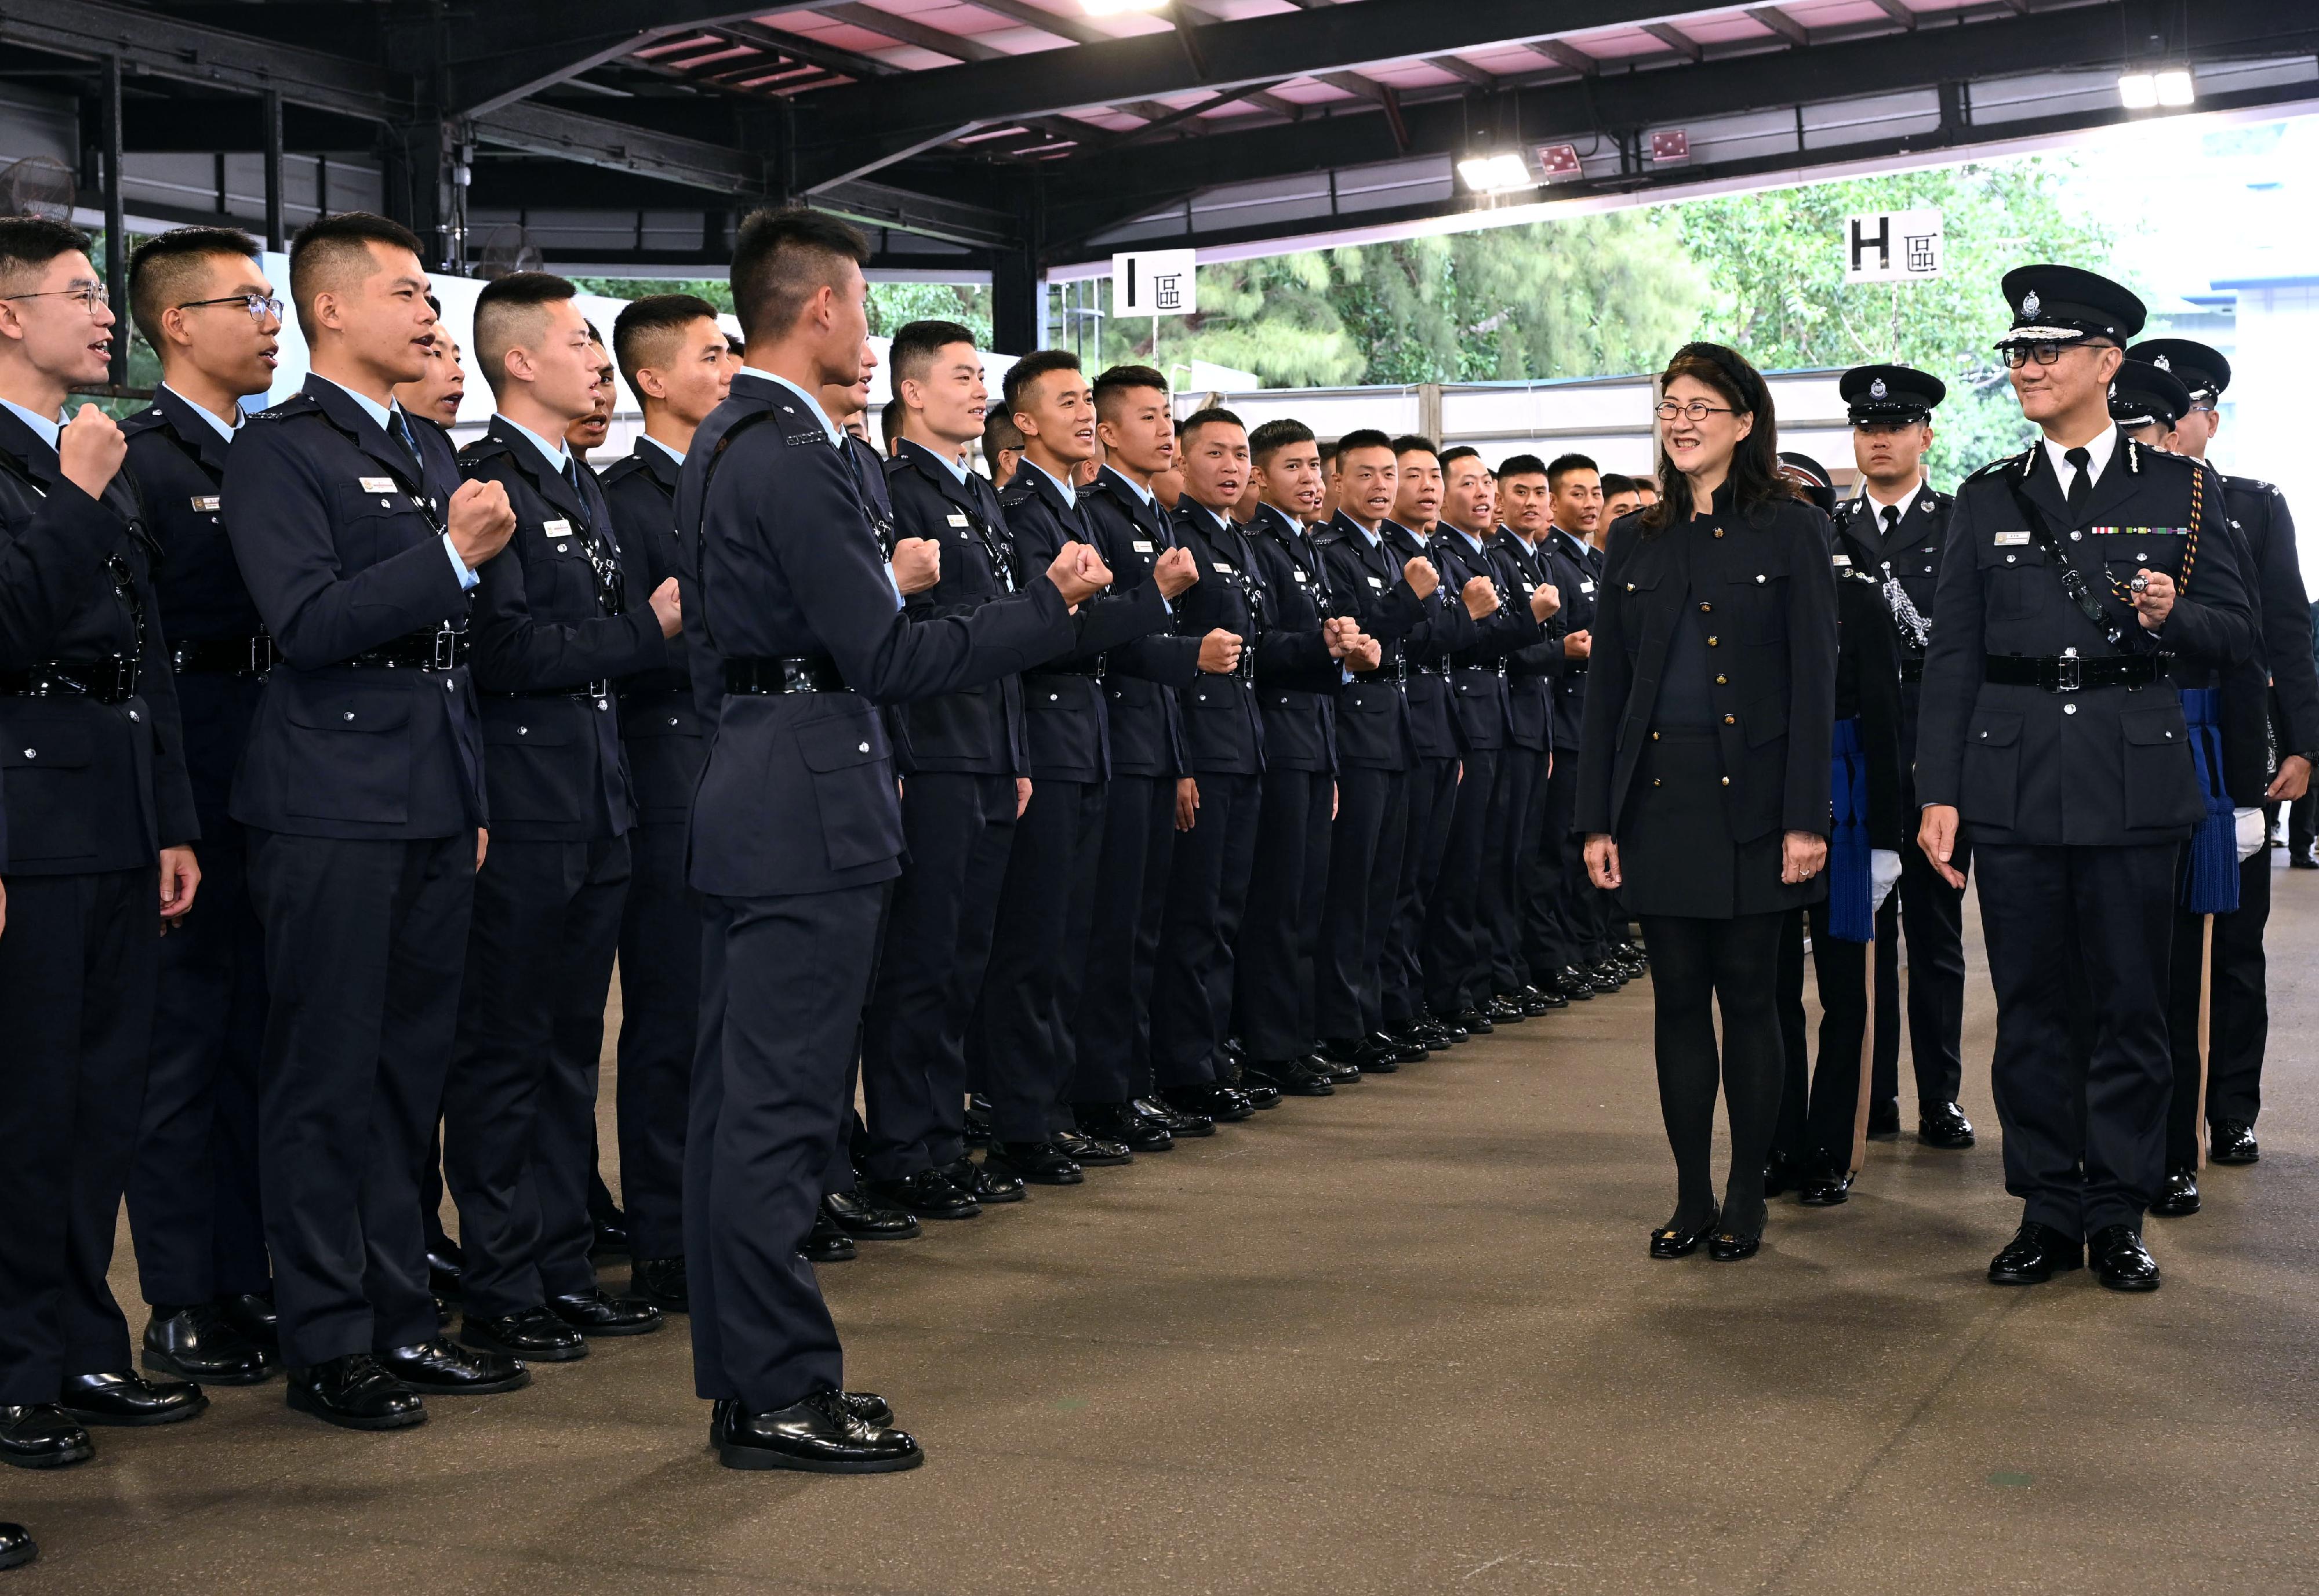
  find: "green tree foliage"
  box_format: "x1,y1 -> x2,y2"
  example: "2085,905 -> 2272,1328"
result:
569,277 -> 994,346
1678,158 -> 2120,485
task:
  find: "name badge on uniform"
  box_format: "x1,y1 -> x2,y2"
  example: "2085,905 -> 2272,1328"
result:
190,495 -> 221,512
1132,539 -> 1154,552
947,512 -> 970,528
358,477 -> 397,495
1292,569 -> 1309,584
1993,530 -> 2031,546
1579,579 -> 1596,594
542,518 -> 573,538
1367,575 -> 1384,588
1213,562 -> 1234,575
1833,554 -> 1852,568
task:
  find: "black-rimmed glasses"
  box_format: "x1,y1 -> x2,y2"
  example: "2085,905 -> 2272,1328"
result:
1654,399 -> 1737,422
176,292 -> 284,324
3,282 -> 107,314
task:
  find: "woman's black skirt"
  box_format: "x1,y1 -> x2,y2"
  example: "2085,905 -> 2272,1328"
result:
1616,728 -> 1827,921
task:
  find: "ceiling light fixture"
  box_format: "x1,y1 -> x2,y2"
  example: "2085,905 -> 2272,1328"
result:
2155,68 -> 2197,106
1458,151 -> 1536,194
2120,68 -> 2196,110
1536,142 -> 1584,182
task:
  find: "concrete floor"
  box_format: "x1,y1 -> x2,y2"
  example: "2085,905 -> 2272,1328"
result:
14,861 -> 2319,1594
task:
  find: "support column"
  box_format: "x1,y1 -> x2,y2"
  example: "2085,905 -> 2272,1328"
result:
382,117 -> 453,270
992,245 -> 1045,357
263,89 -> 286,254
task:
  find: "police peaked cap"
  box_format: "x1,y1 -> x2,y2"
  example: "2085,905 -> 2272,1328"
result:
1995,265 -> 2146,347
2124,337 -> 2230,404
1840,363 -> 1945,424
2108,359 -> 2193,432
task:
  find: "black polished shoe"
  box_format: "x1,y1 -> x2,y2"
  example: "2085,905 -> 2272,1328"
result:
1445,1006 -> 1493,1036
1135,1095 -> 1215,1138
1052,1128 -> 1135,1166
2291,849 -> 2319,869
822,1190 -> 925,1239
550,1289 -> 663,1337
286,1353 -> 426,1431
1649,1209 -> 1716,1260
1515,984 -> 1565,1015
1227,1071 -> 1282,1110
631,1255 -> 689,1311
1584,962 -> 1624,992
1241,1058 -> 1334,1097
1306,1049 -> 1363,1085
1918,1101 -> 1976,1149
1988,1222 -> 2084,1285
426,1238 -> 464,1297
2089,1224 -> 2162,1292
963,1098 -> 994,1147
802,1210 -> 857,1263
460,1306 -> 588,1362
1401,1018 -> 1454,1052
143,1303 -> 275,1386
935,1155 -> 1029,1202
1319,1037 -> 1386,1075
1707,1228 -> 1762,1262
0,1522 -> 34,1570
1762,1150 -> 1802,1198
1373,1027 -> 1430,1063
714,1387 -> 922,1474
2149,1168 -> 2201,1218
376,1337 -> 530,1394
215,1291 -> 279,1352
2209,1119 -> 2260,1165
1553,967 -> 1596,1002
1160,1082 -> 1254,1124
436,1296 -> 453,1328
984,1140 -> 1084,1186
1073,1103 -> 1174,1154
1484,995 -> 1526,1024
1864,1100 -> 1903,1140
57,1370 -> 206,1428
0,1406 -> 92,1469
1798,1168 -> 1853,1207
859,1169 -> 978,1223
590,1210 -> 631,1261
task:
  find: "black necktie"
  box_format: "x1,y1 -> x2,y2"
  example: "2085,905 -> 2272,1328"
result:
390,408 -> 424,479
1880,504 -> 1901,543
2065,446 -> 2092,521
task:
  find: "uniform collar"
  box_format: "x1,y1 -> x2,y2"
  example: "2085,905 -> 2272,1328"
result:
2040,423 -> 2118,489
311,373 -> 405,437
1022,456 -> 1077,510
1859,477 -> 1924,522
640,432 -> 685,466
900,435 -> 971,485
739,366 -> 841,446
495,412 -> 573,477
1549,525 -> 1590,560
1183,498 -> 1233,534
1102,464 -> 1155,508
160,383 -> 243,441
0,395 -> 64,451
1445,522 -> 1489,556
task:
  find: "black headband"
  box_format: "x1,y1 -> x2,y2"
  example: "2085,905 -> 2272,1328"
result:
1670,341 -> 1763,412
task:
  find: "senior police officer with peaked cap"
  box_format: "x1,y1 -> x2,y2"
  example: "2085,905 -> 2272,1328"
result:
1831,362 -> 1976,1153
1915,264 -> 2255,1294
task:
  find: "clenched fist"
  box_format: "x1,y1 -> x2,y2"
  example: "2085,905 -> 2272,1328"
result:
1197,628 -> 1243,674
1529,580 -> 1560,622
448,478 -> 517,568
1460,576 -> 1500,620
890,536 -> 941,595
649,576 -> 682,638
1342,632 -> 1382,672
1403,556 -> 1439,601
58,404 -> 126,503
1046,540 -> 1113,606
1153,544 -> 1200,599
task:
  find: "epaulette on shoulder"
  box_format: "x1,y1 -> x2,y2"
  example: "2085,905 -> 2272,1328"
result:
597,452 -> 646,484
997,477 -> 1036,507
118,406 -> 165,436
456,434 -> 512,464
1964,449 -> 2031,482
1310,526 -> 1347,545
250,393 -> 321,423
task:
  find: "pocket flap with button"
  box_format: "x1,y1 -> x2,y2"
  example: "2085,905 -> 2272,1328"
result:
484,717 -> 576,748
2121,706 -> 2187,747
285,690 -> 413,734
795,713 -> 885,772
0,719 -> 93,768
1967,708 -> 2023,748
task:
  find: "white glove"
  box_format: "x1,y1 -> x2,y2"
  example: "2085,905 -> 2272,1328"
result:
1870,848 -> 1903,910
2236,807 -> 2267,864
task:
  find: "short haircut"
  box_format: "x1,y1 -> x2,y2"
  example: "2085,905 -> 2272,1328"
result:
1318,439 -> 1340,466
1178,406 -> 1245,445
1497,453 -> 1549,481
288,212 -> 425,339
426,292 -> 442,317
472,271 -> 579,395
1391,434 -> 1440,461
1440,445 -> 1482,471
1546,452 -> 1600,489
1093,363 -> 1169,422
128,225 -> 261,347
982,408 -> 1024,461
890,319 -> 978,388
879,396 -> 903,452
728,205 -> 870,344
1336,428 -> 1395,461
1248,417 -> 1316,468
1004,348 -> 1084,416
0,217 -> 92,295
612,292 -> 722,392
1599,472 -> 1637,497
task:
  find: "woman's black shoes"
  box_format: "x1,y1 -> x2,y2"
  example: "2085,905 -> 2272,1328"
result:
1649,1210 -> 1717,1259
1707,1230 -> 1762,1262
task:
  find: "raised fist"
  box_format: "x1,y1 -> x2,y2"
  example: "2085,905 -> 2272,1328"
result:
1529,580 -> 1560,622
448,478 -> 516,567
890,536 -> 941,595
1153,544 -> 1200,599
1197,628 -> 1243,674
57,404 -> 125,503
1402,556 -> 1439,600
1460,576 -> 1500,620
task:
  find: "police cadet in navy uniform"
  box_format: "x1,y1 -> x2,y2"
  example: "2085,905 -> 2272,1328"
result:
0,217 -> 205,1468
1832,363 -> 1975,1151
1240,418 -> 1377,1097
856,319 -> 1042,1218
976,350 -> 1184,1184
1072,366 -> 1232,1147
1481,460 -> 1564,1017
443,273 -> 680,1365
596,293 -> 733,1309
226,213 -> 528,1428
1915,266 -> 2254,1293
1427,446 -> 1555,1033
1312,430 -> 1450,1067
675,208 -> 1103,1473
2124,337 -> 2319,1202
118,228 -> 284,1389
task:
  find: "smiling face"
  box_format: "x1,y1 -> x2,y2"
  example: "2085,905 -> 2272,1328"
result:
1013,365 -> 1098,469
1335,445 -> 1398,529
902,340 -> 987,450
1256,439 -> 1324,521
1393,448 -> 1442,528
1179,418 -> 1249,512
0,249 -> 116,389
2008,339 -> 2120,435
1549,466 -> 1602,536
1659,373 -> 1753,485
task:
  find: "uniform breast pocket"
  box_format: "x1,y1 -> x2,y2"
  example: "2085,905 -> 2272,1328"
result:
329,484 -> 427,569
794,711 -> 900,874
1978,536 -> 2047,621
283,687 -> 415,822
2097,535 -> 2174,589
1961,707 -> 2023,831
1724,555 -> 1790,643
0,715 -> 94,861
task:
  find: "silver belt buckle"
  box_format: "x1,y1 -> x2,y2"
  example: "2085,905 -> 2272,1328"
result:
2053,652 -> 2080,693
431,626 -> 460,670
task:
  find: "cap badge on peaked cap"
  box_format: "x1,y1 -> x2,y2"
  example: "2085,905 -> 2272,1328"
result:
2022,290 -> 2041,317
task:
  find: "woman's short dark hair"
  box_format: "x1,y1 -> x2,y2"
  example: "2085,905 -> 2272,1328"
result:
1643,342 -> 1795,532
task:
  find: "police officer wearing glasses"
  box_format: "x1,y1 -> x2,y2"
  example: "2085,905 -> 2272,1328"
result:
1915,266 -> 2254,1293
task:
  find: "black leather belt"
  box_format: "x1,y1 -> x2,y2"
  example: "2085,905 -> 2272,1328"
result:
491,682 -> 610,702
0,657 -> 138,704
1028,658 -> 1106,681
1898,657 -> 1925,684
724,656 -> 846,695
172,634 -> 275,676
1984,653 -> 2158,693
1411,661 -> 1449,678
349,626 -> 469,671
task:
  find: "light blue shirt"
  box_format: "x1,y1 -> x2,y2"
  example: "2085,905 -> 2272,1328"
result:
1452,526 -> 1489,559
312,375 -> 477,592
899,436 -> 971,486
1106,466 -> 1155,509
495,413 -> 572,478
740,366 -> 899,609
163,384 -> 242,441
0,397 -> 63,451
1023,458 -> 1077,512
641,434 -> 685,466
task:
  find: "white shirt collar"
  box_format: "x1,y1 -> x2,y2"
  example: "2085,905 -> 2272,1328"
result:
742,366 -> 841,447
1860,477 -> 1924,522
641,434 -> 685,466
162,384 -> 243,441
0,397 -> 64,450
496,413 -> 572,477
2040,424 -> 2118,494
1023,457 -> 1076,511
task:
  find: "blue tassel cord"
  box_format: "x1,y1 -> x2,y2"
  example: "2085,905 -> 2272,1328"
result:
2178,686 -> 2238,916
1826,717 -> 1873,943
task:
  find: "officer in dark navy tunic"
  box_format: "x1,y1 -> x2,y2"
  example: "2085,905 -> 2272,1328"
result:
117,228 -> 285,1390
1831,363 -> 1975,1151
2122,337 -> 2319,1202
674,208 -> 1101,1473
1915,266 -> 2255,1293
0,217 -> 206,1468
597,293 -> 732,1309
1482,462 -> 1565,1016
